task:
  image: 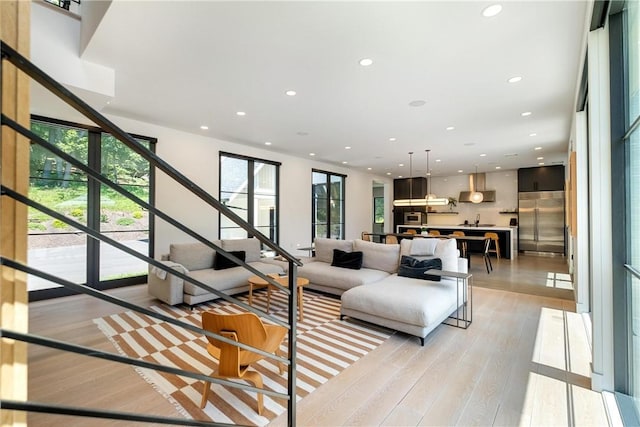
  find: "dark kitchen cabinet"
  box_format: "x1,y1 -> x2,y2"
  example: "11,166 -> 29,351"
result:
394,177 -> 427,200
518,165 -> 565,192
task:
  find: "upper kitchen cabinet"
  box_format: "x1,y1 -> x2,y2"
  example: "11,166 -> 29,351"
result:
394,177 -> 427,200
518,165 -> 565,192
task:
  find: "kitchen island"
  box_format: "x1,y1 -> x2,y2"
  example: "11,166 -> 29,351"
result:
397,224 -> 518,259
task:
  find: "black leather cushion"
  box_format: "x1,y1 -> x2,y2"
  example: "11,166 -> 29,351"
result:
213,250 -> 246,270
331,249 -> 363,270
397,255 -> 442,281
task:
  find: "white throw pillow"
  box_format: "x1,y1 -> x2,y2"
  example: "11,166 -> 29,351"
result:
434,238 -> 458,272
314,238 -> 354,263
409,238 -> 438,256
353,239 -> 400,274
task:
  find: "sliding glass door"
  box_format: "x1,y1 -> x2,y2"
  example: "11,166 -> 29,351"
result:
28,117 -> 155,300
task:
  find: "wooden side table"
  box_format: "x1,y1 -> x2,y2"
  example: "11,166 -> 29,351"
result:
247,274 -> 309,321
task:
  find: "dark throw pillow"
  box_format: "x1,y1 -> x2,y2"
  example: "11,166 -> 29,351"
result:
331,249 -> 363,270
397,255 -> 442,281
213,250 -> 246,270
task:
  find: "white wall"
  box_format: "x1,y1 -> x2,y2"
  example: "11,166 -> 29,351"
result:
106,115 -> 392,257
424,171 -> 519,227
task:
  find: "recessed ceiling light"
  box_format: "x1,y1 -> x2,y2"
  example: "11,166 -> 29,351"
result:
399,163 -> 404,167
297,131 -> 309,136
389,137 -> 397,142
539,162 -> 545,165
367,167 -> 372,170
458,170 -> 464,173
342,161 -> 348,164
482,4 -> 503,17
236,111 -> 246,116
359,58 -> 373,66
309,152 -> 316,156
537,156 -> 544,160
504,153 -> 518,157
409,100 -> 426,107
264,141 -> 272,146
386,172 -> 392,175
521,111 -> 532,117
446,126 -> 455,131
345,146 -> 351,150
285,90 -> 297,96
200,125 -> 209,130
398,175 -> 403,178
436,159 -> 442,162
480,153 -> 487,157
508,76 -> 522,83
529,133 -> 537,137
534,146 -> 542,150
495,166 -> 501,169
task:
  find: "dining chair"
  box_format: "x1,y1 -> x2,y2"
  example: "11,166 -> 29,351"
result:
361,231 -> 371,241
406,229 -> 417,235
483,237 -> 494,274
199,312 -> 287,414
452,231 -> 467,257
428,230 -> 440,236
385,235 -> 399,244
484,232 -> 500,259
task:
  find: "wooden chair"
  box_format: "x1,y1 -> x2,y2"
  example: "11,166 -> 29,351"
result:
385,234 -> 398,244
452,231 -> 467,257
200,312 -> 287,414
361,231 -> 371,241
484,232 -> 501,259
428,230 -> 440,236
406,229 -> 417,235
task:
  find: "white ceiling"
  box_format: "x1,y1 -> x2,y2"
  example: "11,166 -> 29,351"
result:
78,1 -> 589,179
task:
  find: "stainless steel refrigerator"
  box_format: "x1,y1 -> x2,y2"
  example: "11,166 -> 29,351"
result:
518,191 -> 565,254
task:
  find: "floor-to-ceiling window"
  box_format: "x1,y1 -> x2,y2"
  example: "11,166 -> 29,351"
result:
28,117 -> 155,300
610,1 -> 640,420
312,170 -> 345,240
219,152 -> 280,242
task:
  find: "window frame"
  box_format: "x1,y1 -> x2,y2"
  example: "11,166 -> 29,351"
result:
28,115 -> 156,301
311,169 -> 346,241
218,151 -> 281,243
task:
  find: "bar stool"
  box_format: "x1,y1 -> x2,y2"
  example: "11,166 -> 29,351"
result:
484,232 -> 500,259
428,230 -> 440,236
385,235 -> 398,244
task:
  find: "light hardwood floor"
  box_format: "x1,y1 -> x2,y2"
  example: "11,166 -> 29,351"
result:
26,255 -> 608,426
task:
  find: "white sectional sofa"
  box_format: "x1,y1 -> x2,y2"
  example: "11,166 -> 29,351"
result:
147,238 -> 284,306
148,236 -> 469,345
298,237 -> 468,345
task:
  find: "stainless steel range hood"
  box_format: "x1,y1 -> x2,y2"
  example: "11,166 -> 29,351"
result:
459,173 -> 496,202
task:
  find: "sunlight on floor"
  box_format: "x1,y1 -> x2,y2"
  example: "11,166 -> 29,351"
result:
545,272 -> 574,290
519,306 -> 610,426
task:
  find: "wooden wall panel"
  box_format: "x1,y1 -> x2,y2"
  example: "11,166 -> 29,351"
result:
1,1 -> 31,426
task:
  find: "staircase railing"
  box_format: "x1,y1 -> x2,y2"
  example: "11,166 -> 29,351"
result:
0,39 -> 302,427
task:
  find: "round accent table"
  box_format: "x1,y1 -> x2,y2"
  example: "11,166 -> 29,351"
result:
247,274 -> 309,321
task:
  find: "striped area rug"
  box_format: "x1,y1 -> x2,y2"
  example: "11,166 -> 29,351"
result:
93,289 -> 393,426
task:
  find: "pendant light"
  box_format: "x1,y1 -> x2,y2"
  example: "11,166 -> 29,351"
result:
470,165 -> 484,204
408,151 -> 413,208
425,149 -> 448,206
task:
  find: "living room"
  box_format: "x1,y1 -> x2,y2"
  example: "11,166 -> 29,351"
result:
2,0 -> 638,426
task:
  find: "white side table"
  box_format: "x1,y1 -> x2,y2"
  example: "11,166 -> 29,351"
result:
425,269 -> 473,329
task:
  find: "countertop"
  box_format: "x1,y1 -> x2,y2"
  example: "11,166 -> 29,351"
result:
398,224 -> 517,231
